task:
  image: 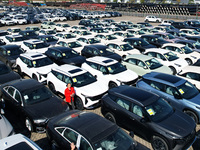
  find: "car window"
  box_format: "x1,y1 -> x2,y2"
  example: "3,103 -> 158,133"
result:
15,90 -> 22,102
132,104 -> 143,117
137,60 -> 145,68
99,65 -> 107,74
80,137 -> 92,150
52,70 -> 64,81
146,52 -> 156,57
127,58 -> 137,65
87,61 -> 98,70
63,75 -> 72,84
63,128 -> 78,143
165,85 -> 179,96
186,72 -> 200,81
150,81 -> 164,91
157,53 -> 166,61
116,98 -> 130,111
55,127 -> 65,134
7,86 -> 15,97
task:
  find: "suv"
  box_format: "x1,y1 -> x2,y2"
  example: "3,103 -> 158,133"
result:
16,53 -> 57,84
82,56 -> 138,89
144,15 -> 162,23
47,64 -> 108,110
101,85 -> 196,150
137,72 -> 200,123
4,35 -> 24,45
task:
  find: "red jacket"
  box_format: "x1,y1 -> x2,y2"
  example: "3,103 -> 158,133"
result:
64,87 -> 75,103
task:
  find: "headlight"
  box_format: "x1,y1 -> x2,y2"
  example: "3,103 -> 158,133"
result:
174,63 -> 181,67
34,119 -> 47,124
191,56 -> 197,59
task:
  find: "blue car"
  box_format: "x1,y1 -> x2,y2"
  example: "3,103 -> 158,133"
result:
136,72 -> 200,123
175,39 -> 200,53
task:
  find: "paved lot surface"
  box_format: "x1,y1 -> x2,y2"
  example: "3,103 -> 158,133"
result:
1,15 -> 199,150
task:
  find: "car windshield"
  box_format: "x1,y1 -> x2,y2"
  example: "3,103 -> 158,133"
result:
181,46 -> 193,54
106,35 -> 117,40
7,47 -> 24,55
30,42 -> 49,49
33,27 -> 40,31
68,41 -> 82,48
193,30 -> 199,35
137,39 -> 149,46
164,52 -> 178,61
33,57 -> 53,68
0,64 -> 11,75
167,34 -> 175,39
114,28 -> 121,31
194,41 -> 200,49
121,44 -> 133,51
107,63 -> 127,74
145,58 -> 163,69
81,31 -> 91,35
62,24 -> 70,27
62,50 -> 78,58
177,81 -> 199,99
145,98 -> 173,122
13,29 -> 21,33
0,32 -> 8,36
94,129 -> 134,150
65,34 -> 76,39
46,30 -> 56,35
22,86 -> 52,105
71,72 -> 96,87
88,38 -> 100,44
44,36 -> 58,42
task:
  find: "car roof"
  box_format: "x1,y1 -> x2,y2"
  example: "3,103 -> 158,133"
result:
38,35 -> 54,38
40,29 -> 54,31
78,35 -> 95,39
125,54 -> 153,61
0,44 -> 20,49
143,72 -> 185,87
20,52 -> 46,60
6,35 -> 23,38
109,85 -> 159,106
186,36 -> 200,39
162,43 -> 184,48
23,39 -> 43,44
48,46 -> 73,52
145,48 -> 170,54
124,37 -> 141,41
84,44 -> 107,49
53,110 -> 118,144
52,64 -> 87,77
141,34 -> 159,38
86,56 -> 117,66
176,39 -> 196,43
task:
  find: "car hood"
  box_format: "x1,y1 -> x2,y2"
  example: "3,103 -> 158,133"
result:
156,110 -> 195,138
143,44 -> 156,49
0,115 -> 13,140
25,96 -> 68,120
76,80 -> 108,97
112,70 -> 138,82
36,64 -> 57,75
153,65 -> 172,74
104,53 -> 121,62
0,72 -> 20,85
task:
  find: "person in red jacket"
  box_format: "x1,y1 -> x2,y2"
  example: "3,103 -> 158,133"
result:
65,83 -> 75,110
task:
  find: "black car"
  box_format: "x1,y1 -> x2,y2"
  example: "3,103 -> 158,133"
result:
0,79 -> 69,133
0,45 -> 25,68
46,110 -> 136,150
45,47 -> 85,66
186,36 -> 200,43
25,14 -> 40,24
19,30 -> 38,40
175,39 -> 200,53
123,38 -> 156,53
0,61 -> 20,84
81,45 -> 122,62
101,85 -> 196,150
115,25 -> 132,31
0,39 -> 5,46
37,35 -> 58,46
0,30 -> 9,38
171,22 -> 198,30
137,22 -> 153,28
141,35 -> 170,48
184,20 -> 200,28
35,14 -> 48,23
90,28 -> 108,33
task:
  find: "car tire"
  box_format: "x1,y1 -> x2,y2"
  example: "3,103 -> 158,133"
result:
184,110 -> 198,123
32,74 -> 38,81
105,112 -> 116,123
151,136 -> 169,150
17,66 -> 23,77
25,117 -> 33,132
185,58 -> 192,65
156,20 -> 159,23
145,19 -> 149,22
74,97 -> 84,110
169,66 -> 176,75
109,82 -> 118,89
48,82 -> 56,94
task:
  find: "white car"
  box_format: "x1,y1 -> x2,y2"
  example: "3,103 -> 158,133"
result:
95,34 -> 118,45
0,109 -> 14,140
77,36 -> 101,46
145,48 -> 188,74
177,66 -> 200,89
55,32 -> 77,40
161,20 -> 174,25
127,29 -> 146,37
16,53 -> 57,83
55,23 -> 70,32
4,35 -> 24,45
53,15 -> 66,21
82,56 -> 138,89
0,134 -> 42,150
44,15 -> 57,22
107,41 -> 140,57
145,15 -> 162,23
113,31 -> 135,40
47,64 -> 108,110
180,29 -> 200,36
39,29 -> 56,35
162,43 -> 200,65
0,18 -> 15,26
12,16 -> 27,24
7,28 -> 21,35
21,39 -> 49,53
56,39 -> 83,53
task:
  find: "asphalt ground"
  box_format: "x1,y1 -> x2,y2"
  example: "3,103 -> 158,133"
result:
1,15 -> 199,150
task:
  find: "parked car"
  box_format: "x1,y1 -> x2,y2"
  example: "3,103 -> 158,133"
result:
12,15 -> 27,24
161,20 -> 174,25
81,44 -> 122,62
25,26 -> 40,32
46,110 -> 137,150
41,21 -> 56,30
101,85 -> 196,150
0,79 -> 69,132
122,54 -> 172,76
0,134 -> 42,150
0,45 -> 25,68
55,23 -> 70,32
144,15 -> 162,23
19,30 -> 38,40
175,39 -> 200,53
0,17 -> 15,26
4,35 -> 24,45
45,47 -> 85,66
37,35 -> 58,46
171,22 -> 197,30
137,72 -> 200,123
7,27 -> 21,35
47,64 -> 108,110
77,36 -> 101,46
180,29 -> 200,36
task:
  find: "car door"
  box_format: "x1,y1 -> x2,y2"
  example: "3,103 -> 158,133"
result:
20,57 -> 32,77
52,71 -> 66,94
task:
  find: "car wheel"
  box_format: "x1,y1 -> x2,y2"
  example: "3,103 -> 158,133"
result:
145,19 -> 149,22
74,97 -> 84,110
156,20 -> 159,23
48,82 -> 56,94
151,136 -> 169,150
17,66 -> 23,77
32,74 -> 38,81
184,110 -> 198,123
109,82 -> 118,89
25,118 -> 33,132
169,66 -> 176,75
186,58 -> 192,65
105,112 -> 116,123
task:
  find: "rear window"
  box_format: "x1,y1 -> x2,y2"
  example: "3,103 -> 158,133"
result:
6,142 -> 33,150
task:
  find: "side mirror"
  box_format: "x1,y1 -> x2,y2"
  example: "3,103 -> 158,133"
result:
0,109 -> 4,115
129,131 -> 134,138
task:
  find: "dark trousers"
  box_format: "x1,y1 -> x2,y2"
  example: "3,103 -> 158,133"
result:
71,98 -> 75,110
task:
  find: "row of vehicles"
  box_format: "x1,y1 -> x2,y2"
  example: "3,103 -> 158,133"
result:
0,15 -> 200,150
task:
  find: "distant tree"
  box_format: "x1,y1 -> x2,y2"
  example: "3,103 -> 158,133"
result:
140,0 -> 145,3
